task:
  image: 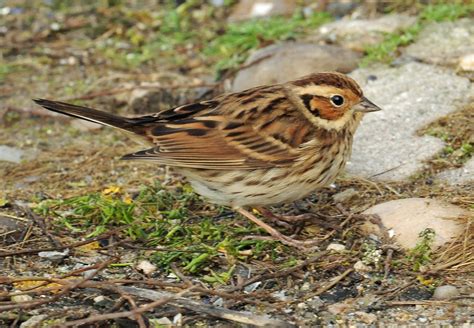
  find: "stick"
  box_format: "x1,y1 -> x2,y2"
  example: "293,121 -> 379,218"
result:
0,226 -> 124,257
56,286 -> 196,327
313,268 -> 354,296
225,251 -> 329,292
117,286 -> 292,327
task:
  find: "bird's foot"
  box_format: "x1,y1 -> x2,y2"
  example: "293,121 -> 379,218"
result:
237,208 -> 319,250
256,207 -> 340,230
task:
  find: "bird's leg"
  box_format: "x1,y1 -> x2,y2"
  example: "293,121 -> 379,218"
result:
235,207 -> 319,250
256,207 -> 339,230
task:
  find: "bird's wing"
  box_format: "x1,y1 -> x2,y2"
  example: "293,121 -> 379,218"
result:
122,85 -> 315,170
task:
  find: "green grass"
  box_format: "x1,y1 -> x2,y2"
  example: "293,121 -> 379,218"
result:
35,182 -> 277,274
92,4 -> 331,73
407,228 -> 435,271
205,12 -> 332,75
362,2 -> 474,66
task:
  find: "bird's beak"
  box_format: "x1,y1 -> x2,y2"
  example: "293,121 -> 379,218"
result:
353,97 -> 382,113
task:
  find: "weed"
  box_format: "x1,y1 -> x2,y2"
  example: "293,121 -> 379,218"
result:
362,2 -> 474,66
206,12 -> 331,75
361,241 -> 383,270
407,228 -> 435,271
35,182 -> 277,273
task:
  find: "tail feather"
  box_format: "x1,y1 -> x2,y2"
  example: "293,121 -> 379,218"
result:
33,99 -> 133,130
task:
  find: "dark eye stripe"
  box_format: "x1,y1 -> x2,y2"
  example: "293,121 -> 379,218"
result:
300,94 -> 313,110
299,94 -> 321,117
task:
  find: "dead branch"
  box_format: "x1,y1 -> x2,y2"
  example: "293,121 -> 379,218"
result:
0,226 -> 124,257
117,286 -> 292,327
224,250 -> 329,292
56,286 -> 197,327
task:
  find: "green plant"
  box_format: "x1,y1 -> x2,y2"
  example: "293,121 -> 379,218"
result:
362,2 -> 474,66
407,228 -> 436,271
205,12 -> 331,75
35,182 -> 276,273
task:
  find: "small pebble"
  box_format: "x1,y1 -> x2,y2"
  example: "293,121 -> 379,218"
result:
154,317 -> 172,325
272,290 -> 288,301
327,243 -> 346,252
458,53 -> 474,72
38,249 -> 69,261
11,294 -> 33,303
332,188 -> 358,203
354,260 -> 371,273
173,313 -> 183,325
432,285 -> 460,300
94,295 -> 106,303
19,315 -> 47,328
300,282 -> 311,291
136,260 -> 157,275
306,297 -> 324,310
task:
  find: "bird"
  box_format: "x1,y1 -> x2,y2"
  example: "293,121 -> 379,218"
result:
34,72 -> 381,249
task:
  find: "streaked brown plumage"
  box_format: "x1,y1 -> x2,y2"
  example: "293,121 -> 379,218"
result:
34,72 -> 381,248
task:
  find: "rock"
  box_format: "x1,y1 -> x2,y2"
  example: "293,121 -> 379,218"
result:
353,260 -> 371,273
228,0 -> 296,22
306,296 -> 324,311
231,42 -> 361,92
436,157 -> 474,186
94,295 -> 106,303
0,145 -> 24,163
405,19 -> 474,66
354,311 -> 377,324
327,243 -> 346,252
153,317 -> 173,326
333,188 -> 358,203
348,62 -> 473,181
459,53 -> 474,72
272,290 -> 288,301
11,294 -> 33,303
458,53 -> 474,80
136,260 -> 157,275
361,198 -> 467,250
432,285 -> 460,300
38,249 -> 69,262
19,315 -> 48,328
317,14 -> 416,51
300,282 -> 311,291
173,313 -> 183,326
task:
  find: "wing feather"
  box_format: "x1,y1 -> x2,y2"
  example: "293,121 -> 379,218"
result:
122,84 -> 313,170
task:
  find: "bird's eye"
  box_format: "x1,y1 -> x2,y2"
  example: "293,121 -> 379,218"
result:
330,95 -> 344,107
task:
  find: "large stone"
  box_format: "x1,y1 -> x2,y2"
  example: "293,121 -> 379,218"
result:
228,0 -> 296,22
231,42 -> 361,92
436,157 -> 474,186
361,198 -> 467,250
347,62 -> 473,181
317,14 -> 416,51
404,19 -> 474,66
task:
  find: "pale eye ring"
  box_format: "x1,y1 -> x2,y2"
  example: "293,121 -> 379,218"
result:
330,95 -> 344,107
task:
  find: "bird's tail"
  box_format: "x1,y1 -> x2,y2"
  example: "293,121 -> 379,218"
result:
33,99 -> 135,131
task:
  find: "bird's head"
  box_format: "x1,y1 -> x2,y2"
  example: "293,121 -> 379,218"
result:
288,72 -> 381,130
